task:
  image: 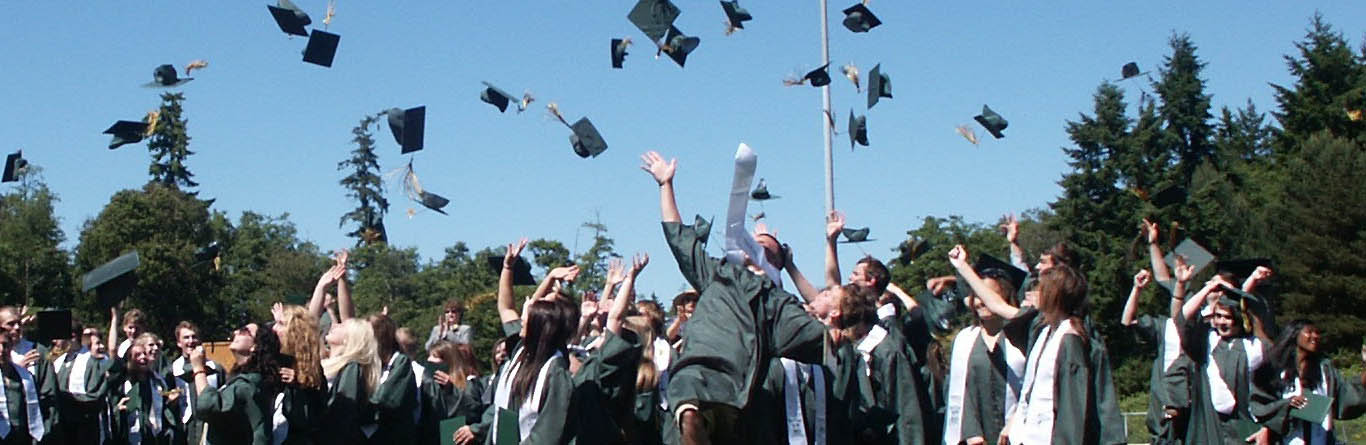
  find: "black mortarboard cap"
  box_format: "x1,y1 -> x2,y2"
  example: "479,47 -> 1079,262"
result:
569,118 -> 608,158
36,310 -> 72,342
896,236 -> 930,265
751,179 -> 778,200
82,251 -> 140,308
611,39 -> 629,69
839,227 -> 874,243
386,106 -> 425,154
193,242 -> 220,262
488,255 -> 536,286
302,29 -> 340,67
848,110 -> 868,149
1121,62 -> 1141,80
720,1 -> 752,29
146,64 -> 192,88
1163,239 -> 1215,277
973,253 -> 1028,293
480,82 -> 517,113
1152,184 -> 1186,208
974,105 -> 1008,139
418,191 -> 450,215
268,0 -> 312,36
3,151 -> 26,183
841,3 -> 881,33
662,26 -> 700,68
866,64 -> 892,109
627,0 -> 681,42
1215,258 -> 1273,282
803,64 -> 831,87
104,120 -> 149,150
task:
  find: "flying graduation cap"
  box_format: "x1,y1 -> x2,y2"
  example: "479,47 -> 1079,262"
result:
751,178 -> 778,200
1121,62 -> 1143,80
866,64 -> 892,109
103,120 -> 150,150
547,103 -> 608,158
720,1 -> 752,33
82,251 -> 140,308
267,0 -> 312,36
787,64 -> 831,87
303,29 -> 340,67
145,64 -> 193,88
974,105 -> 1008,139
627,0 -> 682,42
386,106 -> 425,154
417,191 -> 450,215
1151,184 -> 1187,208
841,2 -> 881,33
973,253 -> 1029,293
848,110 -> 868,149
660,26 -> 701,68
611,38 -> 631,69
839,227 -> 874,243
488,254 -> 536,286
3,151 -> 27,183
480,82 -> 531,113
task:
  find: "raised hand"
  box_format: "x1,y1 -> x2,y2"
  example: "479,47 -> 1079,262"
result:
272,302 -> 286,325
640,151 -> 677,185
1142,218 -> 1160,245
549,265 -> 581,283
947,245 -> 970,270
1134,269 -> 1152,288
826,210 -> 846,241
189,345 -> 206,370
20,350 -> 39,369
605,258 -> 626,286
1000,214 -> 1020,244
630,253 -> 650,276
505,238 -> 529,268
580,299 -> 597,317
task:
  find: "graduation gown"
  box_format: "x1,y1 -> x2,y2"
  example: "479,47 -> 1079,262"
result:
1131,315 -> 1189,444
10,341 -> 54,445
166,357 -> 223,445
319,362 -> 372,445
569,329 -> 643,445
486,321 -> 574,445
278,381 -> 325,445
946,329 -> 1024,445
660,221 -> 829,423
53,350 -> 115,445
370,352 -> 418,444
193,372 -> 272,445
753,357 -> 851,445
835,325 -> 927,445
416,363 -> 484,445
881,293 -> 953,443
1251,356 -> 1366,444
1176,316 -> 1267,445
109,368 -> 174,445
1001,308 -> 1121,445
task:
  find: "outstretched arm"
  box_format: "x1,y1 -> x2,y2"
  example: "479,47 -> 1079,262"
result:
533,265 -> 580,301
824,210 -> 844,289
1144,219 -> 1172,282
498,239 -> 529,323
948,245 -> 1019,319
308,252 -> 346,320
607,254 -> 649,335
1121,269 -> 1151,326
1169,259 -> 1194,320
641,151 -> 681,223
107,306 -> 119,356
333,250 -> 354,320
1243,266 -> 1274,294
1001,214 -> 1029,271
1181,278 -> 1227,321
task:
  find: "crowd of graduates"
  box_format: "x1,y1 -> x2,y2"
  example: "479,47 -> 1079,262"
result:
0,147 -> 1363,445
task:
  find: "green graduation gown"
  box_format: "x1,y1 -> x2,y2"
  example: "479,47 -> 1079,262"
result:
370,352 -> 418,444
882,293 -> 953,443
279,381 -> 326,445
193,372 -> 273,445
53,351 -> 115,445
109,366 -> 175,445
1251,356 -> 1366,444
754,357 -> 852,445
1132,314 -> 1188,444
569,329 -> 643,445
485,321 -> 575,445
1001,308 -> 1122,444
836,325 -> 927,445
166,357 -> 225,445
1176,316 -> 1267,445
320,361 -> 372,444
951,331 -> 1024,445
416,362 -> 485,445
660,221 -> 829,438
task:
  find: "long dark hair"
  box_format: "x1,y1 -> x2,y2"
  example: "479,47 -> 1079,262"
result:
510,298 -> 578,406
1268,319 -> 1323,391
368,313 -> 400,363
1037,265 -> 1090,346
235,327 -> 284,393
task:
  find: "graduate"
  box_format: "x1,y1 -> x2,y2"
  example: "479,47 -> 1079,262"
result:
190,323 -> 281,445
627,300 -> 673,445
948,245 -> 1118,444
110,333 -> 174,445
639,149 -> 832,445
110,309 -> 148,360
830,283 -> 927,445
1176,276 -> 1274,444
165,321 -> 223,445
416,341 -> 483,445
1251,320 -> 1366,444
664,292 -> 697,345
942,269 -> 1025,445
272,303 -> 327,445
53,323 -> 114,445
569,253 -> 650,445
318,318 -> 380,444
367,313 -> 419,443
0,306 -> 48,444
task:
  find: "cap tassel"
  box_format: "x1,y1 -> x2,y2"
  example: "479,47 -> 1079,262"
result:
323,0 -> 336,28
546,102 -> 571,128
723,20 -> 738,36
1240,299 -> 1251,333
518,92 -> 535,113
144,110 -> 161,137
184,59 -> 208,76
781,74 -> 806,87
956,125 -> 979,146
842,63 -> 861,92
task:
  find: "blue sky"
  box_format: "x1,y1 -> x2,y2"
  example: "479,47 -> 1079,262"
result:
2,2 -> 1362,304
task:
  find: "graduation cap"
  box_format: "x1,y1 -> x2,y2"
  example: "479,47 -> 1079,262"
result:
82,251 -> 140,308
848,110 -> 868,149
720,1 -> 752,31
792,64 -> 831,87
417,191 -> 450,215
841,3 -> 881,33
36,310 -> 72,342
480,82 -> 522,113
385,106 -> 425,154
1163,238 -> 1216,277
751,178 -> 778,200
1215,258 -> 1273,282
1151,184 -> 1186,208
1121,62 -> 1142,80
488,255 -> 536,286
611,38 -> 630,69
866,64 -> 892,109
895,236 -> 930,265
627,0 -> 681,42
104,120 -> 150,150
193,242 -> 220,262
974,105 -> 1008,139
302,29 -> 340,67
661,26 -> 700,68
839,227 -> 874,243
567,118 -> 608,158
145,64 -> 193,88
268,0 -> 312,36
973,254 -> 1028,294
3,151 -> 27,183
360,210 -> 387,245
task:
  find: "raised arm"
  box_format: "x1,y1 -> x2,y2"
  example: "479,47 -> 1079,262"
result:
1143,219 -> 1172,282
1121,269 -> 1151,326
107,306 -> 119,356
784,247 -> 820,301
607,254 -> 649,335
308,252 -> 346,320
948,245 -> 1020,319
600,259 -> 626,307
532,265 -> 580,301
641,151 -> 681,223
1001,214 -> 1029,271
1243,266 -> 1274,295
1181,277 -> 1226,321
823,210 -> 845,289
498,238 -> 529,323
332,250 -> 354,320
1170,259 -> 1194,320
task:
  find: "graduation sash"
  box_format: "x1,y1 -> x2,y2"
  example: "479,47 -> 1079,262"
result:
55,348 -> 100,396
1161,318 -> 1182,373
944,326 -> 1026,445
855,325 -> 888,377
171,356 -> 219,423
875,303 -> 897,321
781,358 -> 825,445
1205,330 -> 1263,415
493,347 -> 565,442
1008,319 -> 1078,445
653,338 -> 672,410
271,392 -> 288,445
0,361 -> 45,441
124,374 -> 166,443
722,143 -> 780,285
8,339 -> 36,375
1280,364 -> 1332,445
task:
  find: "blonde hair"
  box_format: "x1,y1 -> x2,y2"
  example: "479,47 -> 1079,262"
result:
623,315 -> 659,392
280,305 -> 325,390
320,318 -> 380,398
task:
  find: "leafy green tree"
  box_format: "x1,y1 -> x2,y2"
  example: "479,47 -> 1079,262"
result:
147,92 -> 198,191
527,239 -> 571,273
338,114 -> 388,246
213,212 -> 331,334
347,243 -> 421,323
887,215 -> 1007,301
0,165 -> 73,309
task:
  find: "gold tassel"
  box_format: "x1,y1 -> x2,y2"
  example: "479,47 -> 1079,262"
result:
955,125 -> 979,146
842,63 -> 861,92
519,92 -> 535,113
546,102 -> 570,127
324,0 -> 336,28
184,59 -> 208,76
144,110 -> 161,137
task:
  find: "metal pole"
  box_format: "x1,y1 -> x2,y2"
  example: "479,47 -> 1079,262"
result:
819,0 -> 835,215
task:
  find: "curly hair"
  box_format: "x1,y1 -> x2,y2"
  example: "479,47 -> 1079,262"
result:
279,305 -> 325,390
234,326 -> 284,394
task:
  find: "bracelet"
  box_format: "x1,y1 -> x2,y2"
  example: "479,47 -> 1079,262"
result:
193,369 -> 209,375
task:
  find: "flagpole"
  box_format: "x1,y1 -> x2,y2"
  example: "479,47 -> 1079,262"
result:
819,0 -> 835,215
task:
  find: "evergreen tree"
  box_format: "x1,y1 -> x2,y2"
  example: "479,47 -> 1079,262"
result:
1153,34 -> 1216,186
338,113 -> 388,246
147,92 -> 199,190
572,219 -> 618,295
0,165 -> 73,308
1271,14 -> 1366,150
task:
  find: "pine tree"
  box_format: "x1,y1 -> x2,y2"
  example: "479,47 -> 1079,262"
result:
338,114 -> 388,246
147,92 -> 199,191
1271,14 -> 1366,150
1153,34 -> 1216,186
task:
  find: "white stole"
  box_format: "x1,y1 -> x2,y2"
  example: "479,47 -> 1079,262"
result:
55,348 -> 99,396
1281,365 -> 1332,445
944,326 -> 1026,445
722,143 -> 781,284
653,338 -> 672,410
855,325 -> 888,377
1008,319 -> 1078,445
117,338 -> 133,358
8,340 -> 35,375
171,356 -> 219,423
781,358 -> 825,445
271,392 -> 288,445
1205,330 -> 1263,415
0,361 -> 45,441
493,348 -> 565,442
875,303 -> 897,321
1161,319 -> 1182,373
124,375 -> 165,443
